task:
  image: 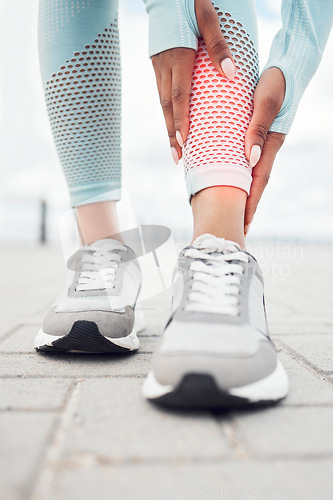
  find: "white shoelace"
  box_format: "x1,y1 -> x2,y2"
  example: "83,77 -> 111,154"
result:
75,247 -> 124,292
184,245 -> 249,316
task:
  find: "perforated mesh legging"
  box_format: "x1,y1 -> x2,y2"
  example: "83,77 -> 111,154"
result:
39,0 -> 258,208
183,0 -> 259,200
38,0 -> 121,207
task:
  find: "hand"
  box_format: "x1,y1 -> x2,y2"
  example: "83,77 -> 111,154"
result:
151,0 -> 236,164
244,67 -> 286,235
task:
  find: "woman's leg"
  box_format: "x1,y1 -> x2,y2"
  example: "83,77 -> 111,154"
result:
38,0 -> 121,244
142,1 -> 291,409
36,0 -> 144,354
191,187 -> 247,248
183,0 -> 259,248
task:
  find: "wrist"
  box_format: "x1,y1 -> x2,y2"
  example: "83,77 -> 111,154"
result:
143,0 -> 199,57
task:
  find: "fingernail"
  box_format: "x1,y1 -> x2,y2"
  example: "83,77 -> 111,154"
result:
249,145 -> 261,168
176,131 -> 184,148
171,147 -> 179,165
221,58 -> 236,80
244,216 -> 254,236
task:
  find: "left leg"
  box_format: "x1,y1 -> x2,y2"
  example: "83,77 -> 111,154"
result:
191,186 -> 247,248
183,0 -> 259,249
143,0 -> 289,408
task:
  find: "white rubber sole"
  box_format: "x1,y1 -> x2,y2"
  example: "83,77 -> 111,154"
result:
143,360 -> 289,403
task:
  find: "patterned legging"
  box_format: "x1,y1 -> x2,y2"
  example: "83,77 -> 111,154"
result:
38,0 -> 258,207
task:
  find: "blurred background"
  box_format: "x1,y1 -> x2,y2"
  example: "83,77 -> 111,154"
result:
0,6 -> 332,498
0,0 -> 332,245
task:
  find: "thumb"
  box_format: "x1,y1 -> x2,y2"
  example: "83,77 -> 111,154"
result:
245,68 -> 286,167
195,0 -> 236,80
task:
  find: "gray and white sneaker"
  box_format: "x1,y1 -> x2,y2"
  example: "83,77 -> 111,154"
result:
143,234 -> 289,408
35,238 -> 144,353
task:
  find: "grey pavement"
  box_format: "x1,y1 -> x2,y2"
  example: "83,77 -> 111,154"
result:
0,241 -> 333,500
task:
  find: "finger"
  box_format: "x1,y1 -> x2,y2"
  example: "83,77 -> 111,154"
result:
195,0 -> 235,79
245,68 -> 286,167
171,49 -> 196,151
159,75 -> 181,164
244,132 -> 285,229
151,54 -> 162,87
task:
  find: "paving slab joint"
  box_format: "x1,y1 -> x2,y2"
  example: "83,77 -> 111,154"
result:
27,380 -> 82,500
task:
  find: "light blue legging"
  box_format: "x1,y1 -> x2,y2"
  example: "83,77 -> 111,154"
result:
38,0 -> 121,207
39,0 -> 259,208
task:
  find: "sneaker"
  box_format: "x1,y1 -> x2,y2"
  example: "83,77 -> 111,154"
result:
35,238 -> 143,353
143,233 -> 289,408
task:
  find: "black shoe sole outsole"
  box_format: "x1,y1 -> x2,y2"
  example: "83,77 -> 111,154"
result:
149,374 -> 283,410
36,320 -> 136,354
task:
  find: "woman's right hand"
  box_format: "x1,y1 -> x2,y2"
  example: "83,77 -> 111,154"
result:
151,0 -> 236,164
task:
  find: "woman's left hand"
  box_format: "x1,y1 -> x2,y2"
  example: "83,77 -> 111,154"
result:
244,67 -> 286,235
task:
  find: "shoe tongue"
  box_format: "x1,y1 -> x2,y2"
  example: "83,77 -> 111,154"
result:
88,238 -> 126,251
191,234 -> 241,254
67,238 -> 126,269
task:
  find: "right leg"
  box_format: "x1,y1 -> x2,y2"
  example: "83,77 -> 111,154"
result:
36,0 -> 143,353
38,0 -> 121,244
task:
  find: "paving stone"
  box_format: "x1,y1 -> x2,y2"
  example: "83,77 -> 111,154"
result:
233,407 -> 333,457
277,351 -> 333,406
270,321 -> 333,335
280,334 -> 333,374
1,242 -> 333,499
137,336 -> 160,353
0,245 -> 65,322
0,412 -> 55,500
0,353 -> 151,378
0,379 -> 71,410
140,288 -> 172,313
137,315 -> 167,337
0,320 -> 22,340
59,378 -> 230,461
45,460 -> 333,500
0,324 -> 41,353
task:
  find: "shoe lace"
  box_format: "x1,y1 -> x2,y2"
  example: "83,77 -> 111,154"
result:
75,246 -> 126,292
183,244 -> 249,316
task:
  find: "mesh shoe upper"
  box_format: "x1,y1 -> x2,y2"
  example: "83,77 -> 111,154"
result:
152,234 -> 277,389
42,238 -> 141,338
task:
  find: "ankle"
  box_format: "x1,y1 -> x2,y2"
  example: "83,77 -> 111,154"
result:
191,186 -> 247,249
192,229 -> 245,249
75,201 -> 122,245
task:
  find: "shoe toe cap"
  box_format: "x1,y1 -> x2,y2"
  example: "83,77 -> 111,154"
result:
152,337 -> 278,391
42,305 -> 135,339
